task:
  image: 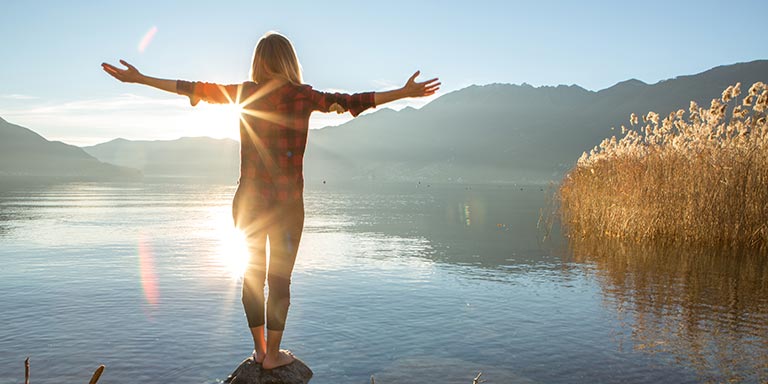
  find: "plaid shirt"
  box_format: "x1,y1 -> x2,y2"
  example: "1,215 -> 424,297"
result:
177,79 -> 375,205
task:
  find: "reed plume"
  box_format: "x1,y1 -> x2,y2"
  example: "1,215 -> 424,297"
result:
559,82 -> 768,249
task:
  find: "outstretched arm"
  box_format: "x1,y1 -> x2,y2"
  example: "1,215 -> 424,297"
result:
318,71 -> 440,116
101,60 -> 238,106
374,71 -> 440,107
102,60 -> 176,93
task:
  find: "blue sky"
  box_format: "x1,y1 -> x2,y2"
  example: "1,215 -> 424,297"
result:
1,0 -> 766,145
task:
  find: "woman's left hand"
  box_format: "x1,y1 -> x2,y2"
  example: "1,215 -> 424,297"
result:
101,60 -> 144,83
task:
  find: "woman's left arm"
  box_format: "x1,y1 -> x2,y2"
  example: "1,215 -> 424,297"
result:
101,60 -> 240,106
102,60 -> 178,93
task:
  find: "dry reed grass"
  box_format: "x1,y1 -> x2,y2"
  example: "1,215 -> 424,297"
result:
559,82 -> 768,248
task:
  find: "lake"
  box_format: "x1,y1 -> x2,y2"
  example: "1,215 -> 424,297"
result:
0,181 -> 766,383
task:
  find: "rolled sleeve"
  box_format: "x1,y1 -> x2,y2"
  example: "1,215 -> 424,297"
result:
176,80 -> 241,106
309,88 -> 376,117
342,92 -> 376,117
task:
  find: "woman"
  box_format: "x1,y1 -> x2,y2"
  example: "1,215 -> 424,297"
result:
102,31 -> 439,369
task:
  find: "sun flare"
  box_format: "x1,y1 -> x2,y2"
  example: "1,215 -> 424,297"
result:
210,207 -> 250,279
184,101 -> 243,141
137,26 -> 158,53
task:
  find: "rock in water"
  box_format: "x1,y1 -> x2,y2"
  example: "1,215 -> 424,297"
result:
224,357 -> 313,384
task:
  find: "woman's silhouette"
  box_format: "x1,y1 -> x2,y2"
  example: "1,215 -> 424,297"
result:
102,31 -> 439,369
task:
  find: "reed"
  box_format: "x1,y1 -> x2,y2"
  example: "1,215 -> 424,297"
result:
559,82 -> 768,248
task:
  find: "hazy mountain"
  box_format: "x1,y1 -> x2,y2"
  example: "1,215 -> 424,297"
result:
79,60 -> 767,184
83,137 -> 240,182
305,60 -> 768,183
0,117 -> 141,182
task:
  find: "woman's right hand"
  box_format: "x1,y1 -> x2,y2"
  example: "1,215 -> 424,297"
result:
401,71 -> 440,98
373,71 -> 441,107
101,60 -> 144,83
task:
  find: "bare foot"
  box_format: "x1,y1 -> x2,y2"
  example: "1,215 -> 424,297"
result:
252,350 -> 266,364
261,349 -> 295,370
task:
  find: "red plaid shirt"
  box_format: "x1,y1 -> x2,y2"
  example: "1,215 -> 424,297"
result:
177,79 -> 375,205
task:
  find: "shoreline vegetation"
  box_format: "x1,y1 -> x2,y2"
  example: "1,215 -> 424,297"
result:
559,82 -> 768,250
22,358 -> 104,384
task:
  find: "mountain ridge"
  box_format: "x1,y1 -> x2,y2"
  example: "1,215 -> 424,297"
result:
82,136 -> 240,182
0,118 -> 141,181
4,59 -> 766,184
304,59 -> 768,183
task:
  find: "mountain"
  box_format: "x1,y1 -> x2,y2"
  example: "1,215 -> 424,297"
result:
304,60 -> 768,183
0,117 -> 141,182
80,60 -> 768,184
83,137 -> 240,182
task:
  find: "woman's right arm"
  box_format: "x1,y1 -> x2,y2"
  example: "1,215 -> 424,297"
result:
374,71 -> 440,106
101,60 -> 239,106
310,71 -> 440,116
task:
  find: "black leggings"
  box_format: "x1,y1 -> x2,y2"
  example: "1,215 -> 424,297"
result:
234,197 -> 304,331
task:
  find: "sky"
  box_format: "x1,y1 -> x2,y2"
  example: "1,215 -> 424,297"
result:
1,0 -> 766,146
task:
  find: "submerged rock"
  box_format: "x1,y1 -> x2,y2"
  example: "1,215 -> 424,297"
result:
224,356 -> 313,384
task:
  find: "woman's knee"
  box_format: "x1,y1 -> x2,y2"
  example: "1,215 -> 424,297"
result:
243,264 -> 266,286
267,275 -> 291,298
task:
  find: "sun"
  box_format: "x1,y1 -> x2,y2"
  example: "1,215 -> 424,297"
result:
191,103 -> 243,141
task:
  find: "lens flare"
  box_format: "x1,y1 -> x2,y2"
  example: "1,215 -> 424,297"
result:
212,209 -> 250,279
138,26 -> 158,53
138,235 -> 159,306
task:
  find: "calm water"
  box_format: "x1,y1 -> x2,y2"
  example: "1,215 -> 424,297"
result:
0,182 -> 766,383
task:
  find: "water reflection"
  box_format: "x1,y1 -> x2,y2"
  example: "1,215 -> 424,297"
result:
307,183 -> 560,269
0,189 -> 36,236
0,207 -> 14,235
570,238 -> 768,382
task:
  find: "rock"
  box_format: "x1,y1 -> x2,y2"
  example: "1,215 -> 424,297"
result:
224,356 -> 313,384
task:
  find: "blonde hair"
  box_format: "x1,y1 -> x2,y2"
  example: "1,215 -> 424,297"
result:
250,31 -> 303,85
